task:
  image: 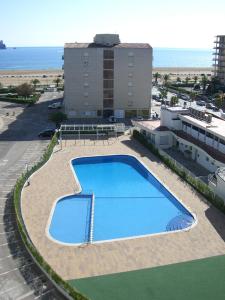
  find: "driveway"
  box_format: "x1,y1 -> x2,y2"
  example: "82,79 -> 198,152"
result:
0,92 -> 66,299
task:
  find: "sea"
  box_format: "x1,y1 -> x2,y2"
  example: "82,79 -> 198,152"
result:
0,47 -> 213,70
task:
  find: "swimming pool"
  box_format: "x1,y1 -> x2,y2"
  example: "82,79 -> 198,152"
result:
48,155 -> 195,244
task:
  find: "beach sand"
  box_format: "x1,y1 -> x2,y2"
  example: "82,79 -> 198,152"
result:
0,69 -> 63,86
0,67 -> 212,86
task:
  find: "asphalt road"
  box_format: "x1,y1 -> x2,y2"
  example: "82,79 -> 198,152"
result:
0,92 -> 67,300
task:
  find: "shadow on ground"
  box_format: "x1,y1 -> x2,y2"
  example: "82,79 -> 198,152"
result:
205,205 -> 225,242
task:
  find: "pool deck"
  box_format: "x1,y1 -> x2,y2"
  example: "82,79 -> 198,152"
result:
21,136 -> 225,280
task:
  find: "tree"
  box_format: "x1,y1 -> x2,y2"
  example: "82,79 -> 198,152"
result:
31,79 -> 40,88
193,76 -> 198,84
16,83 -> 34,98
170,96 -> 178,107
54,78 -> 61,87
153,72 -> 161,84
214,91 -> 225,109
49,111 -> 67,128
160,89 -> 168,104
185,77 -> 191,85
163,74 -> 170,86
200,75 -> 208,92
176,77 -> 181,83
0,82 -> 2,89
208,76 -> 220,94
190,91 -> 197,102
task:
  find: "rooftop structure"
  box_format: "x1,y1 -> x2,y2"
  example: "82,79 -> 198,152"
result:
213,35 -> 225,85
64,34 -> 152,119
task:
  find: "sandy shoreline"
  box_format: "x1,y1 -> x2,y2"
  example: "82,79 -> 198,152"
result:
0,67 -> 212,86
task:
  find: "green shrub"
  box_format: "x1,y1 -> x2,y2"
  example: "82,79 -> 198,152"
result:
133,130 -> 225,213
0,94 -> 40,104
13,134 -> 89,300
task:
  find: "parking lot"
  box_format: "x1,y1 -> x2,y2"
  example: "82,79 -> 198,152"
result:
0,92 -> 66,299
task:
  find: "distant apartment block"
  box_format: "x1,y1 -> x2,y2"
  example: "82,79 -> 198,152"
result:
213,35 -> 225,85
63,34 -> 152,118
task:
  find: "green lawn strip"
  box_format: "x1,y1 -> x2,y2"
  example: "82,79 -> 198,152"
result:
69,255 -> 225,300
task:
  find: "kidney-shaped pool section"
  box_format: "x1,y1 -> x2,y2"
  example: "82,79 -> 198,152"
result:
48,155 -> 196,244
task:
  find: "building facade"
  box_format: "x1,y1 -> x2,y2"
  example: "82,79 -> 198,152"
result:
133,106 -> 225,172
213,35 -> 225,85
64,34 -> 152,118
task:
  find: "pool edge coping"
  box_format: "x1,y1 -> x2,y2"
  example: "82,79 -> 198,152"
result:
45,154 -> 198,247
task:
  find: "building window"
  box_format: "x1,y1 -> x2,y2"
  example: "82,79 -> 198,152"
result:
206,132 -> 214,139
103,50 -> 114,59
83,92 -> 88,97
128,52 -> 134,57
104,89 -> 113,98
83,82 -> 89,87
128,63 -> 134,67
128,73 -> 133,78
83,73 -> 89,77
103,70 -> 114,79
103,99 -> 113,108
128,92 -> 133,96
128,100 -> 134,106
104,60 -> 114,69
103,80 -> 113,89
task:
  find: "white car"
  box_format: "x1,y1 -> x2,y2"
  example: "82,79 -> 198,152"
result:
48,102 -> 62,109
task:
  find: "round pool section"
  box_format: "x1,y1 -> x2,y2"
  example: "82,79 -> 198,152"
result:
48,155 -> 195,244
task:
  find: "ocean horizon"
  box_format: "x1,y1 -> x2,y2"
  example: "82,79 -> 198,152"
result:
0,47 -> 213,70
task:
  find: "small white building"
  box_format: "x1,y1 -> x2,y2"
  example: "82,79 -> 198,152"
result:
135,106 -> 225,171
133,106 -> 225,200
64,34 -> 152,119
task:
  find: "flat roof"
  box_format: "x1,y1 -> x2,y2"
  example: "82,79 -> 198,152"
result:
133,120 -> 169,131
65,43 -> 151,49
179,114 -> 225,140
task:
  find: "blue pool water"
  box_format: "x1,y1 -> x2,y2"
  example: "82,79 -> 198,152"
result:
49,155 -> 195,244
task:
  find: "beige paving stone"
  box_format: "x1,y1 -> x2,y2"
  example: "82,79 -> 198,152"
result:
21,136 -> 225,280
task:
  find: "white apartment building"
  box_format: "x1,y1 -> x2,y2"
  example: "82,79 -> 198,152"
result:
133,106 -> 225,200
63,34 -> 152,119
213,35 -> 225,85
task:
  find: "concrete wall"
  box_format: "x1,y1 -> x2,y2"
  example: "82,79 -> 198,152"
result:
175,134 -> 225,173
160,108 -> 186,130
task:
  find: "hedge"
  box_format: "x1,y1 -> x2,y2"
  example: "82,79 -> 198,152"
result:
133,130 -> 225,213
0,94 -> 40,104
13,134 -> 89,300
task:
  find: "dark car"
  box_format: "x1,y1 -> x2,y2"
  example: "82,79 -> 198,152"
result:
196,100 -> 206,106
38,129 -> 55,138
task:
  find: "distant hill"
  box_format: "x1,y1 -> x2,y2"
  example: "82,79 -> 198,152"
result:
0,40 -> 6,49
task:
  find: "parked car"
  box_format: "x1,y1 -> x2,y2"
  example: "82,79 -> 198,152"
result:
196,100 -> 206,106
38,129 -> 55,138
206,103 -> 217,110
108,116 -> 117,123
48,102 -> 62,109
180,94 -> 190,101
134,116 -> 144,121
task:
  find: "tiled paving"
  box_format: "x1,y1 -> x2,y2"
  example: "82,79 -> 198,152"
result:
21,136 -> 225,280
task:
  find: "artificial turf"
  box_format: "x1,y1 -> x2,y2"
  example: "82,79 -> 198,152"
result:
69,255 -> 225,300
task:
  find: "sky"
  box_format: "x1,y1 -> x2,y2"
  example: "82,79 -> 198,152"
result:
1,0 -> 225,48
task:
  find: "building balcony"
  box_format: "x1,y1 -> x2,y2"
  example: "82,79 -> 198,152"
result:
172,130 -> 225,164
